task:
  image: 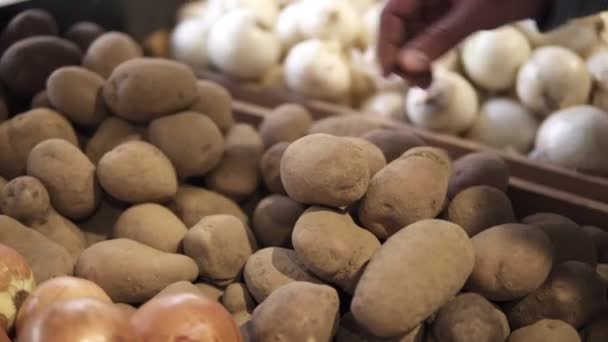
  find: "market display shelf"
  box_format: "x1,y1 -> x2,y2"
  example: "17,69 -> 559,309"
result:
198,69 -> 608,206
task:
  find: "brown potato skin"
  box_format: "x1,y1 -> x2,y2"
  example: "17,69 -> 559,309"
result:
582,226 -> 608,263
336,314 -> 425,342
252,195 -> 304,248
580,315 -> 608,342
362,128 -> 426,162
0,36 -> 81,99
78,199 -> 125,246
251,282 -> 339,342
85,117 -> 142,164
466,224 -> 554,301
64,21 -> 105,52
523,213 -> 598,266
30,210 -> 87,264
0,176 -> 50,225
0,108 -> 78,179
351,219 -> 475,338
344,137 -> 387,177
430,293 -> 510,342
30,90 -> 52,109
0,9 -> 58,52
27,139 -> 99,220
190,80 -> 234,133
75,238 -> 199,303
293,207 -> 381,293
309,114 -> 389,137
97,141 -> 178,204
149,112 -> 224,179
507,319 -> 581,342
223,282 -> 256,325
259,104 -> 313,148
504,261 -> 606,329
448,152 -> 509,199
103,58 -> 198,123
205,124 -> 263,202
243,247 -> 322,303
260,142 -> 289,194
168,185 -> 247,227
281,134 -> 370,208
83,32 -> 142,78
446,186 -> 516,237
46,66 -> 108,126
359,147 -> 452,240
113,203 -> 188,253
0,215 -> 74,283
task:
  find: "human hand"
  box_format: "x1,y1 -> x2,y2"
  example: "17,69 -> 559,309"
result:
378,0 -> 550,87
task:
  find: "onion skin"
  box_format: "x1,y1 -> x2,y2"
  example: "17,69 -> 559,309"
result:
131,292 -> 242,342
15,276 -> 111,334
0,243 -> 35,332
17,297 -> 141,342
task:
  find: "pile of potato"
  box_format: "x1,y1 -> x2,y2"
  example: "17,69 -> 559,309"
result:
0,8 -> 607,342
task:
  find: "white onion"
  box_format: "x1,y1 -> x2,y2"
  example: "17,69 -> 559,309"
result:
0,243 -> 34,332
462,26 -> 531,91
406,69 -> 479,134
284,39 -> 351,100
587,47 -> 608,89
276,2 -> 305,52
466,98 -> 539,153
533,105 -> 608,175
298,0 -> 361,48
515,18 -> 601,55
516,46 -> 592,116
206,0 -> 279,28
170,19 -> 210,69
361,92 -> 407,123
207,9 -> 281,80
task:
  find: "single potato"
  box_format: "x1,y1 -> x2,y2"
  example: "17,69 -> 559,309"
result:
448,152 -> 509,199
83,32 -> 142,78
259,142 -> 289,194
507,319 -> 581,342
85,117 -> 142,164
190,80 -> 234,133
361,128 -> 426,162
252,195 -> 305,248
309,114 -> 389,137
168,185 -> 247,227
259,104 -> 313,148
336,313 -> 425,342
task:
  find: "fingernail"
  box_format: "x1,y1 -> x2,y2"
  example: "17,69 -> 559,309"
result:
400,50 -> 430,73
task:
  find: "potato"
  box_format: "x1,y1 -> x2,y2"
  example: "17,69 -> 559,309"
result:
222,282 -> 256,325
97,141 -> 178,204
46,66 -> 108,126
0,176 -> 6,194
336,313 -> 425,342
293,207 -> 381,293
206,124 -> 263,202
597,264 -> 608,288
0,108 -> 78,179
351,219 -> 475,337
344,137 -> 387,177
582,226 -> 608,263
446,186 -> 516,236
30,211 -> 86,264
0,9 -> 58,52
75,238 -> 198,303
252,195 -> 304,248
523,213 -> 598,265
309,114 -> 389,137
429,293 -> 510,342
359,147 -> 452,240
103,58 -> 198,123
448,152 -> 509,199
580,315 -> 608,342
281,134 -> 369,208
78,199 -> 124,246
27,139 -> 99,220
83,32 -> 142,78
259,104 -> 313,148
168,185 -> 246,227
85,117 -> 142,164
149,111 -> 224,179
153,281 -> 203,299
508,319 -> 581,342
243,247 -> 322,303
114,303 -> 137,319
114,203 -> 187,253
466,223 -> 554,301
30,90 -> 52,109
260,142 -> 289,194
0,215 -> 73,282
0,97 -> 8,122
504,261 -> 606,329
184,215 -> 257,286
64,22 -> 105,52
362,128 -> 426,162
0,36 -> 81,99
250,282 -> 339,342
195,282 -> 225,302
190,80 -> 234,133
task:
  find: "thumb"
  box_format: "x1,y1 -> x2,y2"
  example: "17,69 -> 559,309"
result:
398,4 -> 478,73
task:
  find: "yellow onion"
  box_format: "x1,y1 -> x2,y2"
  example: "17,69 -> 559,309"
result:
0,243 -> 35,332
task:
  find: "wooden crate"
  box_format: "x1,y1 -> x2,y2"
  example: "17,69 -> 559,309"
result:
199,70 -> 608,206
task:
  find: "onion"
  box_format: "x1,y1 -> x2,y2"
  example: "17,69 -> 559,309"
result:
0,243 -> 34,332
533,105 -> 608,175
15,276 -> 111,335
284,39 -> 351,100
17,297 -> 139,342
361,92 -> 407,123
177,1 -> 208,21
207,9 -> 281,80
587,47 -> 608,90
406,69 -> 479,134
206,0 -> 279,28
362,48 -> 408,92
593,87 -> 608,111
466,98 -> 539,153
361,1 -> 384,49
462,26 -> 531,91
516,46 -> 592,116
170,19 -> 210,69
434,49 -> 460,72
515,18 -> 602,55
276,2 -> 305,52
130,292 -> 241,342
298,0 -> 361,48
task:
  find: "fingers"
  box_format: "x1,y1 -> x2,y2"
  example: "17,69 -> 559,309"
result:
377,0 -> 419,76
